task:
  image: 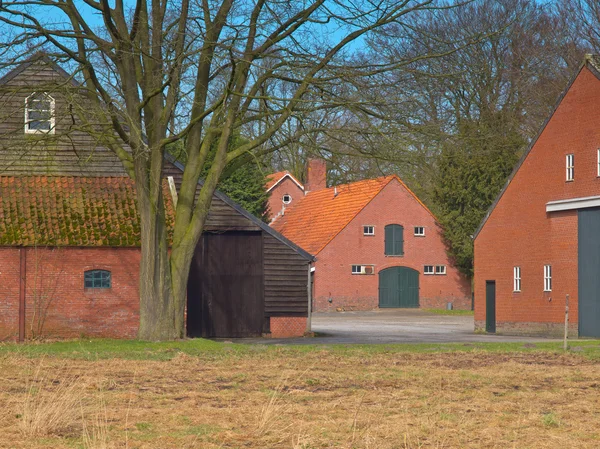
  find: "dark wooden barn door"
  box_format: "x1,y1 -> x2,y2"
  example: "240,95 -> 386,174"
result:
578,207 -> 600,337
187,232 -> 264,338
485,281 -> 496,333
379,267 -> 419,308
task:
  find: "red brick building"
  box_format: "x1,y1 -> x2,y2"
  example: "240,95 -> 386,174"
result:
271,166 -> 471,312
474,55 -> 600,337
0,53 -> 313,340
265,170 -> 304,222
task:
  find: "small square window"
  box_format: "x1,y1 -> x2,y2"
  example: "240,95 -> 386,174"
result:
424,265 -> 434,275
363,225 -> 375,236
544,265 -> 552,292
84,270 -> 111,289
282,194 -> 292,204
566,154 -> 574,181
414,226 -> 425,236
514,266 -> 521,292
435,265 -> 446,275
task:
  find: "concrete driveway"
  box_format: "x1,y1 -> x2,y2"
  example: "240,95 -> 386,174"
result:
235,309 -> 559,344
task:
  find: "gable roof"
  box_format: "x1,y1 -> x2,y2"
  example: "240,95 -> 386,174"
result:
0,51 -> 79,87
164,154 -> 314,261
265,170 -> 304,192
474,55 -> 600,240
0,176 -> 174,247
271,175 -> 434,255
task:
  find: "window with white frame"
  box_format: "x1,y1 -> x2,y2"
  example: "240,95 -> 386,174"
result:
566,154 -> 574,181
514,266 -> 521,292
282,194 -> 292,204
351,265 -> 374,275
414,226 -> 425,236
597,149 -> 600,177
424,265 -> 434,275
435,265 -> 446,275
544,265 -> 552,292
25,92 -> 55,134
363,225 -> 375,236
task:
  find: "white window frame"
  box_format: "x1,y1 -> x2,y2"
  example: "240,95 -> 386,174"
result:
424,265 -> 434,275
351,264 -> 375,275
513,266 -> 521,292
435,265 -> 446,275
414,226 -> 425,236
363,225 -> 375,236
282,194 -> 292,204
566,154 -> 574,181
25,92 -> 55,134
544,265 -> 552,292
597,149 -> 600,177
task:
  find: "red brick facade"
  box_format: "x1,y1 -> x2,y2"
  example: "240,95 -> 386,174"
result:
474,65 -> 600,336
267,175 -> 304,222
313,180 -> 471,311
0,247 -> 140,340
269,316 -> 307,338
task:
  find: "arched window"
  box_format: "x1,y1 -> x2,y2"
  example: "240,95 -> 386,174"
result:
84,270 -> 111,289
25,92 -> 55,134
384,224 -> 404,256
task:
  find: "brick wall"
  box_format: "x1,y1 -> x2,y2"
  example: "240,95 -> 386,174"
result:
0,246 -> 140,340
313,180 -> 471,312
269,316 -> 307,338
267,176 -> 304,222
474,66 -> 600,335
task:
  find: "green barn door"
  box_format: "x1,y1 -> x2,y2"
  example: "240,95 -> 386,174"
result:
379,267 -> 419,308
578,207 -> 600,337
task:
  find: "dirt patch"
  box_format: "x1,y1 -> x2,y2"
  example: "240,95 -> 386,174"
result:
1,351 -> 599,448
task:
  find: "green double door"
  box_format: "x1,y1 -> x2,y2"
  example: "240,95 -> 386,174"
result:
379,267 -> 419,308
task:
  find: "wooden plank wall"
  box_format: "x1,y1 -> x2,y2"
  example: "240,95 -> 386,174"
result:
263,234 -> 309,316
0,61 -> 128,177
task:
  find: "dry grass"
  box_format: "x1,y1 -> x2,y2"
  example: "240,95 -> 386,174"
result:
1,348 -> 600,448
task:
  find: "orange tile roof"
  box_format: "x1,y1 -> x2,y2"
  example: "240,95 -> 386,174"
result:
271,175 -> 434,255
0,176 -> 174,246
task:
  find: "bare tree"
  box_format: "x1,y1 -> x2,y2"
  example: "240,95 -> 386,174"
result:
0,0 -> 467,340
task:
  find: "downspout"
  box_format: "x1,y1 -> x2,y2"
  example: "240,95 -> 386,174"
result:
19,247 -> 26,343
306,264 -> 313,333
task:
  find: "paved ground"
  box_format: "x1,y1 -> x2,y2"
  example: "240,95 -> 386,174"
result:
233,309 -> 560,345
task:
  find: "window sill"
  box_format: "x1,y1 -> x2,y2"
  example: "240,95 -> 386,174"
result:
414,235 -> 425,237
385,255 -> 404,257
565,180 -> 574,183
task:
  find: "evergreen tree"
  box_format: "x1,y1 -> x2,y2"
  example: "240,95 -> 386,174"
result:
432,113 -> 524,278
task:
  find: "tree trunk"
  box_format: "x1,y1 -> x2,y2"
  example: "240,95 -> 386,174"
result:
137,181 -> 183,340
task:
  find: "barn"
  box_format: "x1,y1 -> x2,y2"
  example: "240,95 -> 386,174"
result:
0,52 -> 314,340
474,54 -> 600,337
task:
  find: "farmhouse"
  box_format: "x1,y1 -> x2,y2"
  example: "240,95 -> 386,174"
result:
474,55 -> 600,337
270,164 -> 470,312
0,53 -> 313,340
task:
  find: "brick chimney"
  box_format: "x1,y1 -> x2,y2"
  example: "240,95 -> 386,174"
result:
305,158 -> 327,192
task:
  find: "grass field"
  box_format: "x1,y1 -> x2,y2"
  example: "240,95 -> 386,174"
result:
2,339 -> 600,448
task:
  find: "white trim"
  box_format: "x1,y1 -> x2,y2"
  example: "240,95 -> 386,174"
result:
267,173 -> 304,193
25,92 -> 55,134
363,225 -> 375,236
424,265 -> 434,275
351,264 -> 375,275
544,265 -> 552,292
513,266 -> 521,292
414,226 -> 425,236
546,195 -> 600,212
597,148 -> 600,177
435,265 -> 446,275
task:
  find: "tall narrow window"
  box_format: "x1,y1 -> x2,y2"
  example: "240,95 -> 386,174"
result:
597,149 -> 600,177
566,154 -> 574,181
514,266 -> 521,292
84,270 -> 111,289
543,265 -> 552,292
25,92 -> 55,134
384,224 -> 404,256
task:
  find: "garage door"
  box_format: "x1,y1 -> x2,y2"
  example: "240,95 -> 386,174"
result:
379,267 -> 419,308
579,207 -> 600,337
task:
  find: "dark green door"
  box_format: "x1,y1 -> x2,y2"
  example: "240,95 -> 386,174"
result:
379,267 -> 419,308
578,207 -> 600,337
485,281 -> 496,333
